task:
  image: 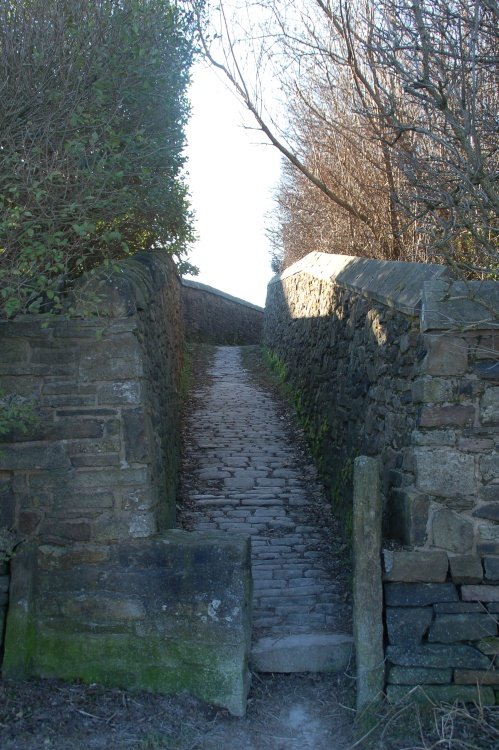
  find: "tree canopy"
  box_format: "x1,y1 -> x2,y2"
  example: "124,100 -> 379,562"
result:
0,0 -> 196,317
196,0 -> 498,276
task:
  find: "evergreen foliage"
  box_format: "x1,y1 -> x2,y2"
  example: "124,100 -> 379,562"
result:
0,0 -> 196,317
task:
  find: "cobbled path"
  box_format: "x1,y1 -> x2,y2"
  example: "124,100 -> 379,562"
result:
179,346 -> 351,640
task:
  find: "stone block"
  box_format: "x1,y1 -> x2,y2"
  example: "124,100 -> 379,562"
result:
123,409 -> 150,463
383,549 -> 448,582
388,666 -> 452,685
0,444 -> 71,471
385,583 -> 458,607
387,489 -> 429,546
414,448 -> 475,498
480,453 -> 499,483
412,429 -> 456,446
420,335 -> 468,376
428,614 -> 497,643
250,633 -> 353,673
458,437 -> 494,452
484,556 -> 499,581
477,637 -> 499,655
431,509 -> 474,554
434,602 -> 485,614
412,378 -> 453,404
473,503 -> 499,521
454,669 -> 499,685
386,607 -> 433,645
475,361 -> 499,379
461,585 -> 499,602
386,684 -> 495,705
480,388 -> 499,424
449,555 -> 483,584
419,405 -> 475,428
3,532 -> 253,716
97,381 -> 143,405
479,485 -> 499,503
386,644 -> 490,669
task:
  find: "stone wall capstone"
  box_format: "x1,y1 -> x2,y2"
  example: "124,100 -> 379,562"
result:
264,251 -> 499,703
182,279 -> 263,344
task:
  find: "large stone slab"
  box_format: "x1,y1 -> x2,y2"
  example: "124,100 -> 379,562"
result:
383,549 -> 448,583
3,532 -> 253,717
250,633 -> 353,673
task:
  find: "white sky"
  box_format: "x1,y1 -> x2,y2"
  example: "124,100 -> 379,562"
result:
183,63 -> 282,308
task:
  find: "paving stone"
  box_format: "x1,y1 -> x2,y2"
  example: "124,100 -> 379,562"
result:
250,633 -> 353,673
179,346 -> 352,666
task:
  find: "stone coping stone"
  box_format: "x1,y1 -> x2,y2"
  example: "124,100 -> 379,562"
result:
383,549 -> 448,583
73,250 -> 178,318
422,278 -> 499,332
271,251 -> 447,315
386,684 -> 496,705
250,633 -> 353,673
182,279 -> 264,312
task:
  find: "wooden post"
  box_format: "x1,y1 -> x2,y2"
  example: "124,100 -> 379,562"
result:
353,456 -> 385,711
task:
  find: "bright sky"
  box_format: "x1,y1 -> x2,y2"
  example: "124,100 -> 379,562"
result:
183,63 -> 282,308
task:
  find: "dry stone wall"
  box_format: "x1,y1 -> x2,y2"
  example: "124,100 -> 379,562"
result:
264,252 -> 499,702
182,279 -> 263,344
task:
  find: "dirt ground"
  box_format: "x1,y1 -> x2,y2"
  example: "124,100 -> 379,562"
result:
0,671 -> 356,750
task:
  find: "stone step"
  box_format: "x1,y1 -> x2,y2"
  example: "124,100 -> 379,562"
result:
250,632 -> 354,673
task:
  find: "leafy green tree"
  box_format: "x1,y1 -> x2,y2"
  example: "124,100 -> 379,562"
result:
0,0 -> 196,317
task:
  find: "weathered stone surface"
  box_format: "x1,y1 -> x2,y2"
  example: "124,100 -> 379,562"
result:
250,633 -> 353,673
428,614 -> 497,643
412,378 -> 453,404
432,509 -> 474,554
414,449 -> 475,498
387,489 -> 429,546
386,644 -> 490,669
480,454 -> 499,483
420,334 -> 468,376
433,602 -> 485,614
484,556 -> 499,581
477,637 -> 499,655
454,669 -> 499,685
0,444 -> 70,471
386,684 -> 495,705
473,503 -> 499,521
386,607 -> 433,645
479,485 -> 499,503
421,279 -> 499,333
461,585 -> 499,602
385,583 -> 459,607
419,405 -> 475,428
387,666 -> 452,685
383,549 -> 448,583
448,555 -> 484,584
4,533 -> 253,716
480,387 -> 499,424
